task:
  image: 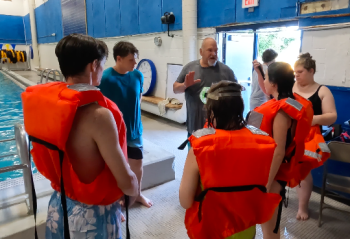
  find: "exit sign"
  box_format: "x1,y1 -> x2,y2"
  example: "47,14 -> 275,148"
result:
242,0 -> 259,8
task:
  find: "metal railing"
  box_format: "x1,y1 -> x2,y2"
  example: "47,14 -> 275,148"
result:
0,123 -> 34,215
38,68 -> 64,84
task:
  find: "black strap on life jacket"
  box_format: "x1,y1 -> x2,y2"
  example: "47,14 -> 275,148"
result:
27,137 -> 38,239
194,185 -> 267,222
28,136 -> 131,239
29,136 -> 70,239
178,139 -> 189,150
274,200 -> 283,234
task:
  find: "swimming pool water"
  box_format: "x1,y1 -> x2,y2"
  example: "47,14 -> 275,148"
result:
0,72 -> 37,181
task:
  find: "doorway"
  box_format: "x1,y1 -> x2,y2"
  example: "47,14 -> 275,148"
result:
223,26 -> 301,115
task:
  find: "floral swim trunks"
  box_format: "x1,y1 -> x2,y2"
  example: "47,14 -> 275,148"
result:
46,191 -> 122,239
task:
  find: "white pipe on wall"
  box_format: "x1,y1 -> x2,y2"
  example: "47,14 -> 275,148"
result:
27,0 -> 40,69
182,0 -> 197,65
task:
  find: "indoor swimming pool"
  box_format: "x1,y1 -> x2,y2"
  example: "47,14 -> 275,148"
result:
0,71 -> 36,181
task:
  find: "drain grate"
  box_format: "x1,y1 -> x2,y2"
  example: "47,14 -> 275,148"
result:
0,173 -> 45,190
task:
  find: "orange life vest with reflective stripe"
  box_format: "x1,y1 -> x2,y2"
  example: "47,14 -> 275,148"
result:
248,93 -> 313,188
185,126 -> 281,239
302,126 -> 330,172
21,82 -> 127,205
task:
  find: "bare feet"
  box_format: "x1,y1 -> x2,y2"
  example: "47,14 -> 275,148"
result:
296,206 -> 309,221
136,194 -> 153,208
121,212 -> 126,222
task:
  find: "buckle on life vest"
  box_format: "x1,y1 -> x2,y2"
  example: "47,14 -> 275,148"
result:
194,185 -> 267,222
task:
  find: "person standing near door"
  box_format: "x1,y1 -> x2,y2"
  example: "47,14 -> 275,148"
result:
173,38 -> 237,145
250,49 -> 278,110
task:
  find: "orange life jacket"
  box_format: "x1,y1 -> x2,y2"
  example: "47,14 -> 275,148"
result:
247,93 -> 313,188
185,126 -> 282,239
21,82 -> 127,205
302,126 -> 330,173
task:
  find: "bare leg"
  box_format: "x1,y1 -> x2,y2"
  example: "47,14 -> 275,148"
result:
128,158 -> 153,208
261,180 -> 282,239
296,172 -> 313,220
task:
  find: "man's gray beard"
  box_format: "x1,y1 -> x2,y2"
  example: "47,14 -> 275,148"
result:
208,59 -> 217,67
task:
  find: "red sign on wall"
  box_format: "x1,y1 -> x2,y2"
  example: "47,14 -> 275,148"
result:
242,0 -> 259,8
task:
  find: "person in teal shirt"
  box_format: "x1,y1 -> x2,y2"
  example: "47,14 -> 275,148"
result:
98,42 -> 153,210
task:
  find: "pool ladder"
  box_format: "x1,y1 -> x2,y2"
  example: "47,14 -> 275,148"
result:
38,68 -> 64,84
0,123 -> 34,215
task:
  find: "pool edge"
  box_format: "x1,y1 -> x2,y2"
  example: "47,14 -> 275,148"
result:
0,70 -> 36,89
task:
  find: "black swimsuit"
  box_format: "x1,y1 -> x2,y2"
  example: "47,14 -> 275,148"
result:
308,85 -> 323,116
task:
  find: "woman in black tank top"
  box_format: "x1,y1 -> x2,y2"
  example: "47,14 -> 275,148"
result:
293,53 -> 337,221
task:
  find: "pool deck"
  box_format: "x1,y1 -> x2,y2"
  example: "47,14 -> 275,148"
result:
14,71 -> 40,84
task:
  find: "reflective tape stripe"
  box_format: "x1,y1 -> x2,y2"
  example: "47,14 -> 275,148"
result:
193,128 -> 216,138
319,143 -> 331,153
68,83 -> 100,92
286,98 -> 302,111
305,150 -> 322,162
247,111 -> 264,129
246,125 -> 269,136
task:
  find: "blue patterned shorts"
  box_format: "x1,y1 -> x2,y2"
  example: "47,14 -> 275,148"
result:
45,191 -> 122,239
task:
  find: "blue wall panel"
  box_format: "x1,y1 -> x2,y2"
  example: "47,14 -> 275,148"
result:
86,0 -> 121,38
23,14 -> 32,44
86,0 -> 94,36
91,0 -> 106,38
139,0 -> 162,34
62,0 -> 87,36
120,0 -> 139,36
235,0 -> 297,23
35,0 -> 63,44
198,0 -> 236,28
327,86 -> 350,126
162,0 -> 182,31
0,15 -> 26,44
105,0 -> 121,37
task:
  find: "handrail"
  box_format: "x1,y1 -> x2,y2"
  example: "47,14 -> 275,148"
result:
0,138 -> 15,143
0,153 -> 17,159
0,123 -> 33,215
46,69 -> 56,82
0,164 -> 28,174
38,68 -> 50,84
38,68 -> 64,84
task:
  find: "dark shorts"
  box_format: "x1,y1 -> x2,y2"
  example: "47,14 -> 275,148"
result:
127,136 -> 143,160
127,146 -> 143,160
